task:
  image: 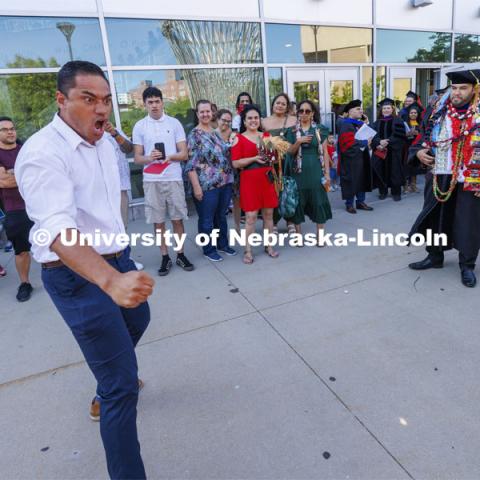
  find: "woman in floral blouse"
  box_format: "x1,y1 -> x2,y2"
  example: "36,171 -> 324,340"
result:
186,100 -> 236,262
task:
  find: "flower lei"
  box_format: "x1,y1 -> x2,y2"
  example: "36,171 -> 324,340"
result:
294,121 -> 322,173
427,100 -> 477,202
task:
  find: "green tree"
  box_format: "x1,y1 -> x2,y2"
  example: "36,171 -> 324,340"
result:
2,56 -> 59,140
454,35 -> 480,63
408,33 -> 451,63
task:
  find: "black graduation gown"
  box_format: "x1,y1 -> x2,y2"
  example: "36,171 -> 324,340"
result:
408,131 -> 480,261
371,117 -> 407,190
338,121 -> 373,200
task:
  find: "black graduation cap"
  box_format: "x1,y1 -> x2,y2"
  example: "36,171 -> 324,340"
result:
343,99 -> 362,114
405,91 -> 419,100
377,98 -> 395,108
435,86 -> 449,95
446,68 -> 480,85
406,102 -> 423,114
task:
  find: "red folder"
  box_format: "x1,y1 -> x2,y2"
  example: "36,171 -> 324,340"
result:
144,161 -> 171,175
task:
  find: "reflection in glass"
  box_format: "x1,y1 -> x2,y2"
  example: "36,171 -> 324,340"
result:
362,66 -> 373,123
0,73 -> 57,140
454,34 -> 480,63
106,18 -> 262,66
377,30 -> 451,63
114,68 -> 266,138
376,66 -> 386,108
268,68 -> 283,106
266,24 -> 372,64
393,78 -> 412,102
0,16 -> 105,68
330,80 -> 353,105
293,82 -> 320,107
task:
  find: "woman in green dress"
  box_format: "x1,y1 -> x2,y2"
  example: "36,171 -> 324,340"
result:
285,100 -> 332,245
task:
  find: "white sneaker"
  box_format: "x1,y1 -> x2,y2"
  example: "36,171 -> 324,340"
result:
134,261 -> 144,270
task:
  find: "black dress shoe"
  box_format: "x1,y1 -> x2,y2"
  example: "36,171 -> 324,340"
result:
356,202 -> 374,211
461,269 -> 477,288
408,256 -> 444,270
393,195 -> 401,201
378,193 -> 387,200
346,206 -> 357,214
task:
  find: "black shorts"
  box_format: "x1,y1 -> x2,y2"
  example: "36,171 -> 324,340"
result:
4,210 -> 33,255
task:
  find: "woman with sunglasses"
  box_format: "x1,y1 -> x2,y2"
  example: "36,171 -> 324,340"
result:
231,104 -> 279,264
284,100 -> 332,245
216,108 -> 241,233
262,93 -> 297,234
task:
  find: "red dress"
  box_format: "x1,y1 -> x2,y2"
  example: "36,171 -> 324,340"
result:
231,133 -> 279,212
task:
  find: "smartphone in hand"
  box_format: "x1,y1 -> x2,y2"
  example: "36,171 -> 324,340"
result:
154,142 -> 166,160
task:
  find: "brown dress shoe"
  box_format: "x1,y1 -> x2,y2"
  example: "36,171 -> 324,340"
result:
90,379 -> 144,422
356,202 -> 373,211
346,206 -> 357,214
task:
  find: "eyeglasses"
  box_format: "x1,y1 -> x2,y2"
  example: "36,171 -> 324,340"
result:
0,127 -> 16,133
298,109 -> 312,114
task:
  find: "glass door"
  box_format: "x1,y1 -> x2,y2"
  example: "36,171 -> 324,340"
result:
286,67 -> 360,133
388,67 -> 416,103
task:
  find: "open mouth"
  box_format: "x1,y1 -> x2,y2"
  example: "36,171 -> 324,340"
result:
94,120 -> 105,134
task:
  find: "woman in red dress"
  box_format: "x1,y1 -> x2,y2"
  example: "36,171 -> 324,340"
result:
231,105 -> 279,264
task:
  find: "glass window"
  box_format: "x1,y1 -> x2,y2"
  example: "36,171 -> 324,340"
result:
454,34 -> 480,63
106,18 -> 262,66
268,67 -> 283,107
0,17 -> 105,68
375,66 -> 386,119
0,73 -> 57,140
293,81 -> 320,108
115,67 -> 265,199
376,30 -> 452,63
362,66 -> 373,123
266,24 -> 372,64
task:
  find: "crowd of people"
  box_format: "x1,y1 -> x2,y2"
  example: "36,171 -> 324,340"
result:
0,75 -> 474,293
1,59 -> 479,479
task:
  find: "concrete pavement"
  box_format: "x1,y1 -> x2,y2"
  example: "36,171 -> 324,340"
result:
1,185 -> 479,480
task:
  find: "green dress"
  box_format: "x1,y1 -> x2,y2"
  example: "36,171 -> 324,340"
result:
284,125 -> 332,225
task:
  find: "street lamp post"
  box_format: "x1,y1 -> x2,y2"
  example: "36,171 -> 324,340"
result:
56,22 -> 76,61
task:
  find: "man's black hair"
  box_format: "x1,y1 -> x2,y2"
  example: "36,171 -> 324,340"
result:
0,116 -> 13,123
235,91 -> 253,109
142,87 -> 163,103
57,61 -> 108,96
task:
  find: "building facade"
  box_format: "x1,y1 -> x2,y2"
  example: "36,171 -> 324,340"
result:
1,0 -> 479,199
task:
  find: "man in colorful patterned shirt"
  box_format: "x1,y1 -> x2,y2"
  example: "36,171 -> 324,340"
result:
408,65 -> 480,288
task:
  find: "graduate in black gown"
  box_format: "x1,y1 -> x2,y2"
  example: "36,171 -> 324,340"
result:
371,98 -> 407,201
338,99 -> 373,214
408,67 -> 480,288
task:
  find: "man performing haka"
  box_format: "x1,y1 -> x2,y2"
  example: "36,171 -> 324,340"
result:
15,61 -> 154,479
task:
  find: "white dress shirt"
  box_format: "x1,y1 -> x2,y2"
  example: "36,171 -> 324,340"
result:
132,114 -> 186,182
15,114 -> 126,263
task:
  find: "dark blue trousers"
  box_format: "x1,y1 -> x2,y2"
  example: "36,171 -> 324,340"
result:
345,191 -> 366,208
42,250 -> 150,479
193,184 -> 233,255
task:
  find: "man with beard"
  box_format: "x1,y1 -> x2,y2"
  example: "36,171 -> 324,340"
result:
408,66 -> 480,288
338,99 -> 374,214
15,61 -> 154,478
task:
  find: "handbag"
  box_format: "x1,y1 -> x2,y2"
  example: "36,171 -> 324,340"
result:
374,147 -> 388,160
278,155 -> 299,219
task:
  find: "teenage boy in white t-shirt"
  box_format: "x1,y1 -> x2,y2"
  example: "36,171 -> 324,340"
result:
133,87 -> 194,276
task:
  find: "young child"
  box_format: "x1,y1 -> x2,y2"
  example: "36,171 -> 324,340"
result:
325,133 -> 339,191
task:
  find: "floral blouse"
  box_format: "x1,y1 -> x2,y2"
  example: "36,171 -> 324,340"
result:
186,128 -> 234,191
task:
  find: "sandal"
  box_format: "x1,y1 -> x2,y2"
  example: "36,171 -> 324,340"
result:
243,251 -> 254,264
264,247 -> 279,258
287,224 -> 296,235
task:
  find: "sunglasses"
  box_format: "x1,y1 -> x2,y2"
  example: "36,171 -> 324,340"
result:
298,109 -> 312,114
